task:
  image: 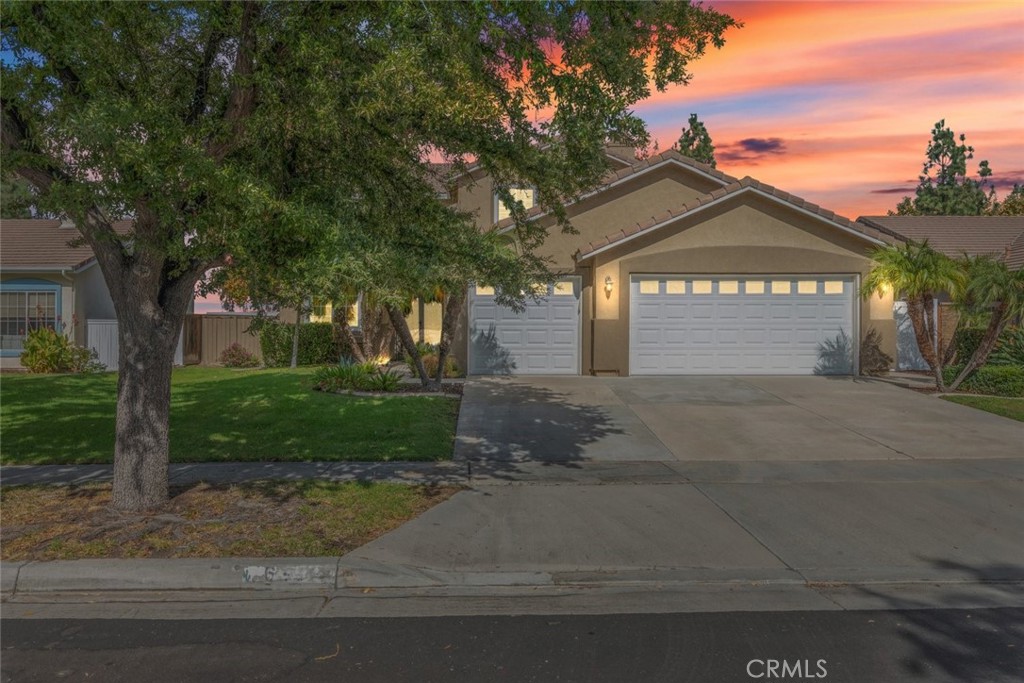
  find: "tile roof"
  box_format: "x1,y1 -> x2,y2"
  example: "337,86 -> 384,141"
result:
494,150 -> 737,231
575,176 -> 889,260
0,219 -> 132,270
857,215 -> 1024,269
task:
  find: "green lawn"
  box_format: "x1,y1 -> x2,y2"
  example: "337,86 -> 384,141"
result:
0,367 -> 458,465
941,395 -> 1024,422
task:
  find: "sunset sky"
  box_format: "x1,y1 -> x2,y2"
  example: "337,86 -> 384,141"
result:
640,0 -> 1024,219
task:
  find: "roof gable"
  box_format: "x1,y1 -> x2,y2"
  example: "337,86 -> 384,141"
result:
496,150 -> 736,232
576,177 -> 889,261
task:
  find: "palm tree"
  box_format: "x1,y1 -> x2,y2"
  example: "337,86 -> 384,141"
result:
947,256 -> 1024,391
862,241 -> 961,390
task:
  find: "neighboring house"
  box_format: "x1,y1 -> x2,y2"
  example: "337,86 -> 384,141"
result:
855,215 -> 1024,370
447,147 -> 901,376
856,216 -> 1024,270
0,219 -> 184,370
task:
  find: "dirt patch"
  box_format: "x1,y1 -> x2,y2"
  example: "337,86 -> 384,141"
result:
0,481 -> 459,561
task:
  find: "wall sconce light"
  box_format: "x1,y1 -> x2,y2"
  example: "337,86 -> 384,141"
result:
604,276 -> 614,295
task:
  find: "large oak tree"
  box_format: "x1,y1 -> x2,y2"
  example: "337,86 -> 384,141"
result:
2,1 -> 736,510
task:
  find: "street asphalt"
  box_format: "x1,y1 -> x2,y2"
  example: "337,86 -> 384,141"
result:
3,609 -> 1022,683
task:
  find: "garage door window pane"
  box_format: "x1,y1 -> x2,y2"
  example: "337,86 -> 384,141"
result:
553,281 -> 574,295
824,281 -> 845,295
797,280 -> 818,295
692,280 -> 712,294
745,281 -> 765,294
771,281 -> 791,295
639,280 -> 660,294
475,285 -> 495,296
719,280 -> 739,294
666,280 -> 685,294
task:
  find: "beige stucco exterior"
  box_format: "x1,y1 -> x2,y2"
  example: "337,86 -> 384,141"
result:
449,157 -> 896,376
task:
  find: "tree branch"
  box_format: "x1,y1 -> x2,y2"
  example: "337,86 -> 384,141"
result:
206,1 -> 259,162
185,2 -> 230,125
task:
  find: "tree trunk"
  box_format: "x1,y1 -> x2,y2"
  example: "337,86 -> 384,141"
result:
110,300 -> 188,512
386,302 -> 432,388
948,300 -> 1008,392
337,315 -> 365,363
434,289 -> 465,386
907,296 -> 945,391
290,317 -> 300,369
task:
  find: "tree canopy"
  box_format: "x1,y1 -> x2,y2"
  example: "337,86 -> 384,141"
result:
674,113 -> 716,167
1,0 -> 737,510
893,120 -> 995,216
0,172 -> 37,218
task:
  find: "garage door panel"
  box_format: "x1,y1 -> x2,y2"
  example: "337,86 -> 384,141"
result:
469,283 -> 580,375
630,276 -> 854,375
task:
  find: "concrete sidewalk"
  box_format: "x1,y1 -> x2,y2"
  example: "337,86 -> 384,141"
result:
3,457 -> 1023,618
0,461 -> 469,487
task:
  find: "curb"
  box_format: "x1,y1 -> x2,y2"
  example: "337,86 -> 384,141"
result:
7,558 -> 1024,597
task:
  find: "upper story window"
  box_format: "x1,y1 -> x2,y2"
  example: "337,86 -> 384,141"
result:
495,186 -> 537,223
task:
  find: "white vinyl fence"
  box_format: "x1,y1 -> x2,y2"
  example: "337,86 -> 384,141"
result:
86,319 -> 184,371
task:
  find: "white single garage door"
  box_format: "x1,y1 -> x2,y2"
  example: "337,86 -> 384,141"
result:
630,276 -> 856,375
468,280 -> 580,375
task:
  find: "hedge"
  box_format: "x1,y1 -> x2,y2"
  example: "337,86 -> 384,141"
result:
259,321 -> 346,367
943,364 -> 1024,398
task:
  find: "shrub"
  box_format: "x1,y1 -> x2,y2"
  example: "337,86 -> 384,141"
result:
260,321 -> 344,367
19,327 -> 104,374
312,360 -> 401,393
990,327 -> 1024,366
219,343 -> 260,368
365,367 -> 403,392
944,364 -> 1024,397
422,353 -> 460,379
950,327 -> 987,364
404,343 -> 460,379
859,328 -> 893,376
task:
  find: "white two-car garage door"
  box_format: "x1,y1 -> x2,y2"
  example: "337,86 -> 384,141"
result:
630,276 -> 856,375
468,279 -> 581,375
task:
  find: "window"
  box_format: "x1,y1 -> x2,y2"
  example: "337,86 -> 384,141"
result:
475,285 -> 495,296
692,280 -> 713,294
824,281 -> 845,295
0,282 -> 60,355
495,186 -> 537,223
666,280 -> 686,294
553,281 -> 575,296
639,280 -> 660,294
718,280 -> 739,294
310,298 -> 331,322
745,281 -> 765,295
308,298 -> 360,327
797,280 -> 818,295
771,281 -> 792,295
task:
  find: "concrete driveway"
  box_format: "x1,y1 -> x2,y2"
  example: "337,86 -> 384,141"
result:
455,376 -> 1024,462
